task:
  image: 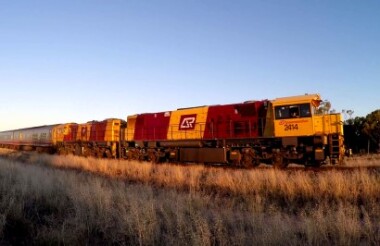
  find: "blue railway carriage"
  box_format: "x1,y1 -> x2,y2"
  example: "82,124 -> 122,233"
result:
0,125 -> 57,152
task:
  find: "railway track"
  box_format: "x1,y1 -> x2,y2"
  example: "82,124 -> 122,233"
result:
0,149 -> 379,174
190,162 -> 380,173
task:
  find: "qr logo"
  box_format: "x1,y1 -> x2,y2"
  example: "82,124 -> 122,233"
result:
179,114 -> 197,130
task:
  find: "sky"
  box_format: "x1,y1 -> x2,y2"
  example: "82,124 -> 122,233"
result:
0,0 -> 379,131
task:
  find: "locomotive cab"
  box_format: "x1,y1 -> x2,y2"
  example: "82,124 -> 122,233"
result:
271,94 -> 344,166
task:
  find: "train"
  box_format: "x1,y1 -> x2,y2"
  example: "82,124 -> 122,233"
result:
0,94 -> 345,167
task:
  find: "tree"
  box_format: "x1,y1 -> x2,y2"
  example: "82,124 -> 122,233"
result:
343,110 -> 380,153
363,110 -> 380,152
342,109 -> 354,124
344,116 -> 367,153
347,110 -> 354,119
316,100 -> 331,114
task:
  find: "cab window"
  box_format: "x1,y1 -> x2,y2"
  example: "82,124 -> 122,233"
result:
275,103 -> 311,119
299,104 -> 311,117
275,106 -> 290,119
289,106 -> 299,118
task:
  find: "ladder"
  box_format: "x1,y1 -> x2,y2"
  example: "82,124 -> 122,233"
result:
329,134 -> 343,164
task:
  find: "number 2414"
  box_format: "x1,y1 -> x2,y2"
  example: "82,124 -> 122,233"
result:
284,124 -> 299,131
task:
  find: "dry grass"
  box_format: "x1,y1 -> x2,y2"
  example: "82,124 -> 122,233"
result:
344,154 -> 380,167
0,149 -> 379,245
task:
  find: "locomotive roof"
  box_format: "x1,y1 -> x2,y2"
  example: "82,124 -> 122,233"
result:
271,94 -> 322,105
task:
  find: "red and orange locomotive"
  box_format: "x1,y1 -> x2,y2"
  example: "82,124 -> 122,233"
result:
124,94 -> 344,167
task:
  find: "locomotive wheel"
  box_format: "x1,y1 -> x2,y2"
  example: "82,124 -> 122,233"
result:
304,157 -> 320,167
310,160 -> 322,167
242,153 -> 260,168
147,151 -> 159,163
230,159 -> 241,167
75,144 -> 82,156
105,149 -> 113,158
314,161 -> 322,167
58,147 -> 66,155
272,154 -> 288,169
252,158 -> 260,167
241,153 -> 253,168
282,158 -> 289,168
125,149 -> 133,160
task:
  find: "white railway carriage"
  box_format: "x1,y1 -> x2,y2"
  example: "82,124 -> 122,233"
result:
0,125 -> 57,151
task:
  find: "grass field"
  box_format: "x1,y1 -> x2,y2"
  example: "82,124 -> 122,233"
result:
0,149 -> 379,245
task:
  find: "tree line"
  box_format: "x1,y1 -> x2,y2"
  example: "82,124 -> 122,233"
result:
344,109 -> 380,154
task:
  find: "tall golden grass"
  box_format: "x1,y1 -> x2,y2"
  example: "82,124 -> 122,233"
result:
0,149 -> 379,245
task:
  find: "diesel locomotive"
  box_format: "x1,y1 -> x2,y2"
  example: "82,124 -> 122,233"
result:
0,94 -> 344,167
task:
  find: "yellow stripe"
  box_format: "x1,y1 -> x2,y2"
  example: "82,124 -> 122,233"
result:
126,115 -> 137,141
